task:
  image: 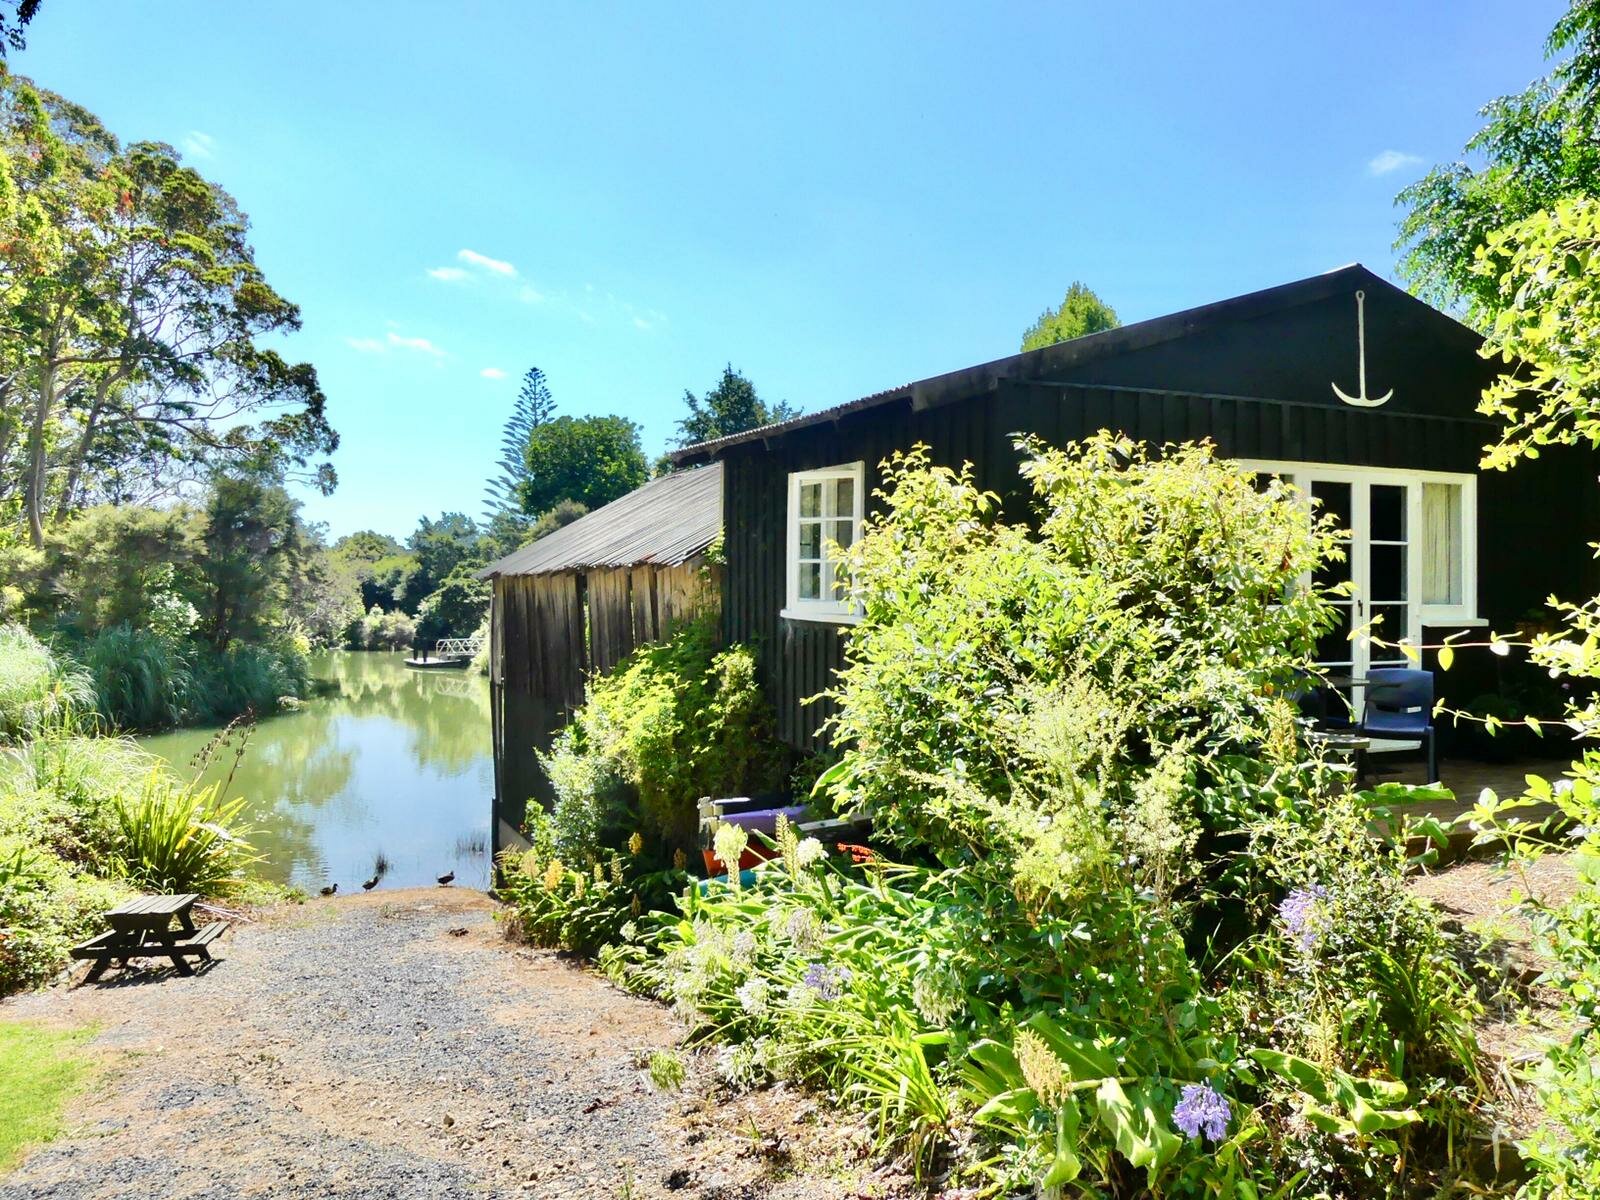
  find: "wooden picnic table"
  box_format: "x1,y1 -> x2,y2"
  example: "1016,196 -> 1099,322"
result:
70,894 -> 227,982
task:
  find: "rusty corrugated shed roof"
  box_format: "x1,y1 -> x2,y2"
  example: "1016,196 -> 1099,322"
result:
476,462 -> 722,579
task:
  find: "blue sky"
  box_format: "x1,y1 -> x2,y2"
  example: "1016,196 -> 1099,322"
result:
16,1 -> 1565,539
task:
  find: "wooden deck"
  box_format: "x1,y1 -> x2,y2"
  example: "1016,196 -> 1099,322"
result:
1364,756 -> 1574,861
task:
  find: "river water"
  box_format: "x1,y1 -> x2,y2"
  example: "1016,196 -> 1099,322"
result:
137,651 -> 495,893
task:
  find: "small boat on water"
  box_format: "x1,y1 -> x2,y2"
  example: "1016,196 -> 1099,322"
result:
404,655 -> 470,670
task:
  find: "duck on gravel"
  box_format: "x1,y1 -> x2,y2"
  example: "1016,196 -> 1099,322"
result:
319,883 -> 337,896
361,875 -> 380,891
436,872 -> 455,886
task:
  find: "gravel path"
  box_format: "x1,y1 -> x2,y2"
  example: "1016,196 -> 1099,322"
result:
0,891 -> 905,1200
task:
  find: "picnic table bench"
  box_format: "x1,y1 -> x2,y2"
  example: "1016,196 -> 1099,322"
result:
69,894 -> 227,982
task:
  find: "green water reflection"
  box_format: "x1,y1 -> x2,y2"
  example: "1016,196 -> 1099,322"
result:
138,651 -> 493,892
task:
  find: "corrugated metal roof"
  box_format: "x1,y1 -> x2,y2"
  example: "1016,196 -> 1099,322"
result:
476,462 -> 722,578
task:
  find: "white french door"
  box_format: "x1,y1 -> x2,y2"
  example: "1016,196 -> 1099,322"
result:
1300,472 -> 1415,695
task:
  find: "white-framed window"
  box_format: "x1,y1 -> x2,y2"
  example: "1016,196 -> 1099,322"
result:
783,462 -> 865,623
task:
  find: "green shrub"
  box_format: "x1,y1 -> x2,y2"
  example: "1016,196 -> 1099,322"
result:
80,625 -> 189,731
0,733 -> 152,872
634,437 -> 1492,1196
0,836 -> 127,993
541,616 -> 788,863
111,772 -> 260,896
183,639 -> 308,724
0,626 -> 95,743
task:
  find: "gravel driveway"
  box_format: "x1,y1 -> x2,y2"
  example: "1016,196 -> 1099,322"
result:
0,890 -> 905,1199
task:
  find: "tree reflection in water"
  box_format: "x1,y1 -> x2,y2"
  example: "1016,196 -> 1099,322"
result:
138,652 -> 493,891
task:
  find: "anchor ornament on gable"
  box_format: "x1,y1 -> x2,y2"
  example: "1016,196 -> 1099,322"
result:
1331,289 -> 1393,408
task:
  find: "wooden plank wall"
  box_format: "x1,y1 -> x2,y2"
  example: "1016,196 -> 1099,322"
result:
490,557 -> 722,828
721,382 -> 1600,751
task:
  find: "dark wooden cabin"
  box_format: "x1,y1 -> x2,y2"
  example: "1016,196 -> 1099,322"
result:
477,463 -> 722,843
670,265 -> 1599,755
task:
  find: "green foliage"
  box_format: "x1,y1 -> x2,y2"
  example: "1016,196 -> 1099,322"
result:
1395,1 -> 1600,322
541,617 -> 788,861
42,505 -> 197,633
192,476 -> 310,652
416,565 -> 490,643
0,625 -> 94,742
1020,280 -> 1120,352
824,436 -> 1336,890
673,364 -> 797,448
0,835 -> 125,993
351,605 -> 417,651
111,772 -> 259,897
627,438 -> 1489,1196
79,625 -> 188,730
0,1020 -> 95,1170
0,73 -> 335,548
496,833 -> 689,957
484,366 -> 557,521
518,414 -> 648,517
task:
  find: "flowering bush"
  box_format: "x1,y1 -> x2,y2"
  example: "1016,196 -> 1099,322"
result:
540,616 -> 788,862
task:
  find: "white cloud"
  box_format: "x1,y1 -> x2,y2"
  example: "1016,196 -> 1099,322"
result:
1368,149 -> 1424,176
518,285 -> 545,304
457,248 -> 517,277
386,331 -> 446,356
182,131 -> 215,159
344,336 -> 385,353
480,367 -> 508,379
427,266 -> 468,282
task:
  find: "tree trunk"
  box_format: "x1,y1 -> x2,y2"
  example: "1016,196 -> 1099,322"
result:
24,359 -> 54,548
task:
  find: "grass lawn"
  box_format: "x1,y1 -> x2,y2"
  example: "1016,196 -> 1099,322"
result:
0,1020 -> 95,1169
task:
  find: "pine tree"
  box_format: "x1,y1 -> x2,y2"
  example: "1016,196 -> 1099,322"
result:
483,367 -> 556,522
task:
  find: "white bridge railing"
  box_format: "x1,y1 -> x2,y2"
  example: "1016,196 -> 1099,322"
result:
432,635 -> 484,660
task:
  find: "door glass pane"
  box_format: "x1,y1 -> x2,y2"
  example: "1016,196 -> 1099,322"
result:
1316,603 -> 1355,667
1369,544 -> 1406,602
799,482 -> 821,518
1422,482 -> 1463,605
1370,485 -> 1406,544
1311,481 -> 1352,588
1370,602 -> 1409,650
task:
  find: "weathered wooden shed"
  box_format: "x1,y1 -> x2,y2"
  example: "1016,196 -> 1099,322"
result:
477,464 -> 722,839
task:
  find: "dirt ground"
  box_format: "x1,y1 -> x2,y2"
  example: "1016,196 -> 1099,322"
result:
0,890 -> 913,1200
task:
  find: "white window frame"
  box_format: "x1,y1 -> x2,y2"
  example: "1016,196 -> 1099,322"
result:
782,462 -> 865,624
1238,458 -> 1481,631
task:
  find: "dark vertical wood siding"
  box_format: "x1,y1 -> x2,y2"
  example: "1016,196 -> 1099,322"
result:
721,382 -> 1600,751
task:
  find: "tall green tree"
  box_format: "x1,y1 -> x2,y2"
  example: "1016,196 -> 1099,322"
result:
0,75 -> 336,546
483,366 -> 556,523
1396,0 -> 1600,322
1020,282 -> 1120,352
674,365 -> 796,448
405,512 -> 480,606
191,476 -> 306,651
519,414 -> 647,515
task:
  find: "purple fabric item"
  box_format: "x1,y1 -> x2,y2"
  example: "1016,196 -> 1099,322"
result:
719,805 -> 809,838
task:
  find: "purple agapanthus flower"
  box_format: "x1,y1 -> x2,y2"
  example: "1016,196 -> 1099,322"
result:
1278,884 -> 1331,953
1172,1082 -> 1231,1143
802,961 -> 852,1000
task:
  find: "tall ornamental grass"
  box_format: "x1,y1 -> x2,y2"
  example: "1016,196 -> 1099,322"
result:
81,625 -> 188,731
0,626 -> 95,743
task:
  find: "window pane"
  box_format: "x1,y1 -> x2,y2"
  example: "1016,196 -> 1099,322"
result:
798,521 -> 821,559
800,481 -> 821,518
798,561 -> 821,600
1311,480 -> 1352,530
828,559 -> 849,599
828,518 -> 855,551
1370,484 -> 1406,544
832,476 -> 855,518
1421,482 -> 1462,605
1369,544 -> 1406,602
